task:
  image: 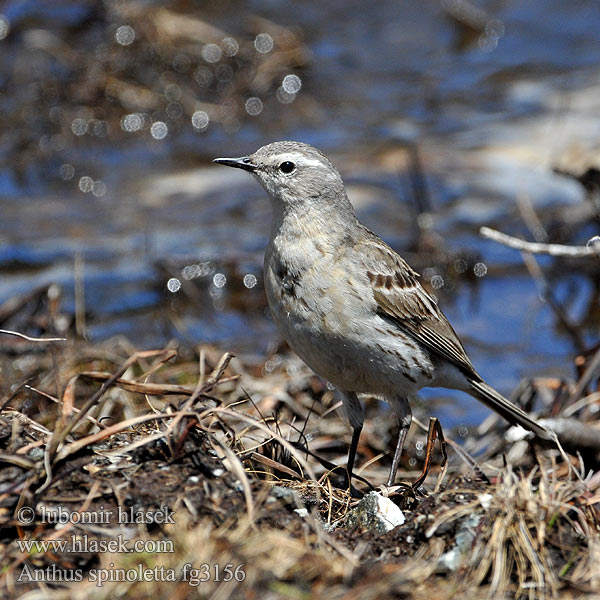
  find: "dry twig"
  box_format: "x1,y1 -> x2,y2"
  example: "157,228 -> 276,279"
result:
480,226 -> 600,258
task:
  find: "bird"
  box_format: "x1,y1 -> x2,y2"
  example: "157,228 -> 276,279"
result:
214,141 -> 550,489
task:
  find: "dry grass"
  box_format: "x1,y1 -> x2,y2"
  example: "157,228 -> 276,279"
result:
0,338 -> 599,599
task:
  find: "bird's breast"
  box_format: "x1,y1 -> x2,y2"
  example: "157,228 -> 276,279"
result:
262,234 -> 436,395
264,236 -> 370,336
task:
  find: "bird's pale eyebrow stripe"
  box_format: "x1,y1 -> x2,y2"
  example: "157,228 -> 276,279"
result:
299,158 -> 324,167
276,153 -> 323,168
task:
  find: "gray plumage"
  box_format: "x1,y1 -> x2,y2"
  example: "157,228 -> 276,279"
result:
214,141 -> 550,488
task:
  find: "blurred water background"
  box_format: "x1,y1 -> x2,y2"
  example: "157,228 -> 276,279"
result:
1,0 -> 598,427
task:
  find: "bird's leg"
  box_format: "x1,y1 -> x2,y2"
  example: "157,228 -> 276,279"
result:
411,417 -> 447,491
345,424 -> 362,488
340,391 -> 364,490
387,424 -> 409,487
387,397 -> 412,487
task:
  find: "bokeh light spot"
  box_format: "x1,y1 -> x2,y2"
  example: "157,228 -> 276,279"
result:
222,37 -> 239,57
213,273 -> 227,288
485,19 -> 505,40
167,278 -> 181,293
59,164 -> 74,180
245,97 -> 263,116
478,34 -> 498,53
430,275 -> 445,289
282,74 -> 302,94
0,15 -> 10,40
71,118 -> 88,136
172,53 -> 191,73
92,180 -> 106,197
243,274 -> 257,289
191,111 -> 209,131
417,213 -> 433,229
453,259 -> 468,274
164,85 -> 181,102
194,66 -> 213,88
215,64 -> 233,82
150,121 -> 168,139
474,262 -> 488,277
90,120 -> 107,137
277,87 -> 296,104
115,25 -> 135,46
182,265 -> 198,280
201,43 -> 222,63
78,176 -> 93,193
166,102 -> 183,119
587,236 -> 600,251
254,33 -> 273,53
121,113 -> 143,132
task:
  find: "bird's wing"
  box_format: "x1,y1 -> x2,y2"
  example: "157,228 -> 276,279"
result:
354,227 -> 479,378
352,228 -> 553,441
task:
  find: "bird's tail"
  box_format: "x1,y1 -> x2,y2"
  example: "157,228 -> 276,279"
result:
468,378 -> 551,441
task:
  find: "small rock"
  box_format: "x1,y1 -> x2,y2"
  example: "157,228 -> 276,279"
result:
29,447 -> 44,459
478,493 -> 493,510
269,486 -> 300,505
436,513 -> 483,572
505,425 -> 530,442
345,491 -> 405,533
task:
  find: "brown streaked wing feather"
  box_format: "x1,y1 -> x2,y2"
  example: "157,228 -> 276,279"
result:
356,228 -> 478,378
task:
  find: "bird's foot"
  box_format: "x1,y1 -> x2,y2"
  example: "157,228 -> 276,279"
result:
339,474 -> 363,498
378,481 -> 426,509
377,483 -> 403,498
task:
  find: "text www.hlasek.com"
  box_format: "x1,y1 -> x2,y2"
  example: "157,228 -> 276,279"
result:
16,534 -> 174,554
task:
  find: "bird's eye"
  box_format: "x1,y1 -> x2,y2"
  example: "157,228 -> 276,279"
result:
279,161 -> 295,174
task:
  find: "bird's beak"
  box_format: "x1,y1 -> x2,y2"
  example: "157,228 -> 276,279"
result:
213,156 -> 257,172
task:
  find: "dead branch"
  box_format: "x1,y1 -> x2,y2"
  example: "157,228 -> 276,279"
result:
538,418 -> 600,453
0,329 -> 66,343
480,227 -> 600,258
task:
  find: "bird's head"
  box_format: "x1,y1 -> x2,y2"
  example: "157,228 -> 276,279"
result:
214,141 -> 350,212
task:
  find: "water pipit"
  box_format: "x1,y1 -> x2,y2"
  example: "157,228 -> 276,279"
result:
214,141 -> 549,489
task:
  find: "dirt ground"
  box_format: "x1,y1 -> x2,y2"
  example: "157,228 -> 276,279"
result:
1,338 -> 599,600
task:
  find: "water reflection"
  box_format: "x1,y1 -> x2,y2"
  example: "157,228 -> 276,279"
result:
0,1 -> 598,429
